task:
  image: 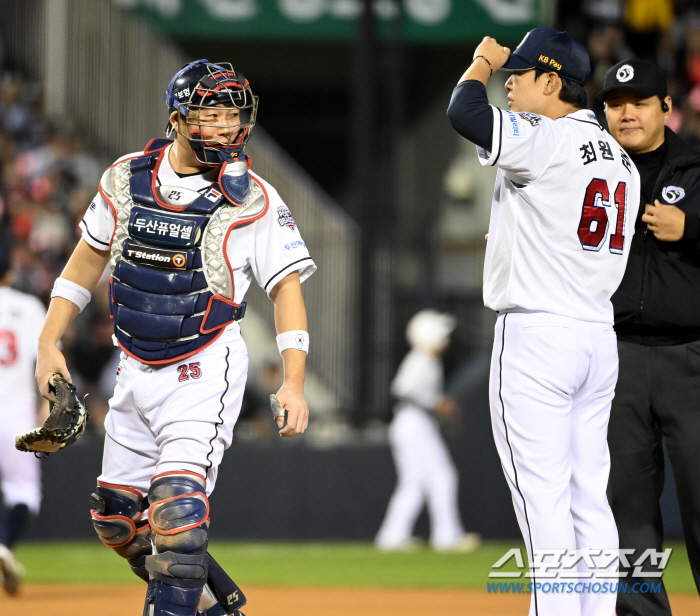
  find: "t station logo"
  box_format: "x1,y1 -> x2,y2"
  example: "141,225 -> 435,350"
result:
125,245 -> 187,269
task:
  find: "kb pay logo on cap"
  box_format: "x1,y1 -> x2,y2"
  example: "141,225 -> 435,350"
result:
616,64 -> 634,82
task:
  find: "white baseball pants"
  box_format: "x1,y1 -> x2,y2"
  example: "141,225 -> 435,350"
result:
0,397 -> 41,513
375,407 -> 465,549
490,312 -> 619,616
99,326 -> 248,497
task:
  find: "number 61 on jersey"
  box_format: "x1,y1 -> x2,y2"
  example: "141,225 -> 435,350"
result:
578,179 -> 628,254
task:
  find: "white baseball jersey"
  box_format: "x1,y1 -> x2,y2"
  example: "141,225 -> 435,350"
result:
391,349 -> 442,412
0,286 -> 46,402
0,286 -> 45,513
80,144 -> 316,303
479,108 -> 640,323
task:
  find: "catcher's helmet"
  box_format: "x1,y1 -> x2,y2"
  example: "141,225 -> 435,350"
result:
164,59 -> 258,165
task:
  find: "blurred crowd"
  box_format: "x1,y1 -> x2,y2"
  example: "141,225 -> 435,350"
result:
559,0 -> 700,146
0,60 -> 119,430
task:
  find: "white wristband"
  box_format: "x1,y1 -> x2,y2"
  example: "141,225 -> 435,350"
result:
51,278 -> 91,313
276,330 -> 309,355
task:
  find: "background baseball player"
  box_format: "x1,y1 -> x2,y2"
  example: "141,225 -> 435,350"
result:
0,244 -> 46,595
448,29 -> 640,615
34,60 -> 315,616
375,310 -> 480,552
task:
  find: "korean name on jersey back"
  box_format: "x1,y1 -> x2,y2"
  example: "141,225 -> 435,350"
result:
125,245 -> 187,269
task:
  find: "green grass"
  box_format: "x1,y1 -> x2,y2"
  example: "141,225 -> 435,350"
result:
13,540 -> 698,594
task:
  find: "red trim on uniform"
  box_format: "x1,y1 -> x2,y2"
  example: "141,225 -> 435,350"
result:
199,295 -> 239,335
148,492 -> 209,536
107,152 -> 145,170
108,276 -> 115,319
90,510 -> 137,548
217,172 -> 269,305
98,183 -> 118,250
97,481 -> 145,500
115,327 -> 227,365
150,148 -> 189,212
143,139 -> 171,155
151,470 -> 207,484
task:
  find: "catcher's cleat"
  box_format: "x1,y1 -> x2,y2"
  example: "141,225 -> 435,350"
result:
0,544 -> 22,596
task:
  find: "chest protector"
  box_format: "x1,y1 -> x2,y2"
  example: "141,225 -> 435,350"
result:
100,139 -> 268,364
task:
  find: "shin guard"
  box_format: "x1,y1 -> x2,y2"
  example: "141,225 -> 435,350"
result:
144,471 -> 210,616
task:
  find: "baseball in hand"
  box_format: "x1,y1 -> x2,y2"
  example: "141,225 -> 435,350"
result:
474,36 -> 511,72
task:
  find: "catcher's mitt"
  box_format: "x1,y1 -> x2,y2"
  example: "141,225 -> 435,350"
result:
15,374 -> 89,455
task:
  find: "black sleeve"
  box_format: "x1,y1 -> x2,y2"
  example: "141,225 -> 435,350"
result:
446,80 -> 494,151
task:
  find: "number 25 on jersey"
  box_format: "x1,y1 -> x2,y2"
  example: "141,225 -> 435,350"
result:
578,179 -> 628,254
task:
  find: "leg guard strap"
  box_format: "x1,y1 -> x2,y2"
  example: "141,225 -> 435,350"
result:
143,578 -> 204,616
146,551 -> 208,589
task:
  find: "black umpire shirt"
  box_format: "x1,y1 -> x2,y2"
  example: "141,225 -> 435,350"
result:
613,127 -> 700,344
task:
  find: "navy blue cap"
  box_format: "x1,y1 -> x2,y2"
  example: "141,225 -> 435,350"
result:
502,28 -> 591,86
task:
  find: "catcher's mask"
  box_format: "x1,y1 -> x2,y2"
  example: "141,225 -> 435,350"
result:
164,59 -> 258,166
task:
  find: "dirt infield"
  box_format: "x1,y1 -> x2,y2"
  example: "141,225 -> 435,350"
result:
1,584 -> 698,615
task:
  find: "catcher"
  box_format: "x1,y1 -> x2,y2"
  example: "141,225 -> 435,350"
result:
34,60 -> 315,616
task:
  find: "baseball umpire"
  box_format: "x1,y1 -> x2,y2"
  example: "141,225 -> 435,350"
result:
601,59 -> 700,616
34,60 -> 316,616
448,29 -> 640,615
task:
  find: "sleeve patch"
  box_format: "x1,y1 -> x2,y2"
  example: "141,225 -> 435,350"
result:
504,112 -> 523,138
517,112 -> 542,126
277,206 -> 297,231
283,239 -> 307,254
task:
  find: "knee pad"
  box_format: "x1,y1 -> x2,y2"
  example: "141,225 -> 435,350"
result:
147,471 -> 209,556
91,482 -> 152,582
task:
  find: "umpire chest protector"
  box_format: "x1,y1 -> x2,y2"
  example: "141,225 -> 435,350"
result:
101,139 -> 268,364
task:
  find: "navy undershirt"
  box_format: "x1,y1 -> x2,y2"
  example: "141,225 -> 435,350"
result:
447,80 -> 494,152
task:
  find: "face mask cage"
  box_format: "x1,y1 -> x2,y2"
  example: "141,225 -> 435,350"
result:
171,62 -> 258,165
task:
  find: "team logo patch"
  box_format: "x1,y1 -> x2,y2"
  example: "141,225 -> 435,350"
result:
517,112 -> 541,126
277,206 -> 297,231
662,186 -> 685,203
616,64 -> 634,83
124,245 -> 189,269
